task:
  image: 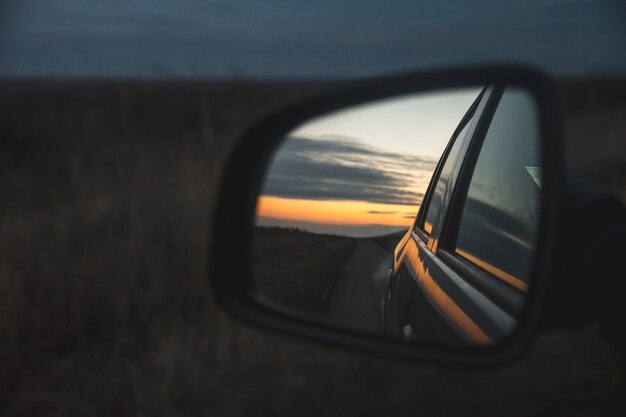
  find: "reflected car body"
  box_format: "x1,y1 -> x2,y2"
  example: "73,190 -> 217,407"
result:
383,85 -> 542,345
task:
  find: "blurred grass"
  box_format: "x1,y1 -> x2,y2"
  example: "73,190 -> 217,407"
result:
252,226 -> 355,313
0,78 -> 624,416
559,78 -> 626,203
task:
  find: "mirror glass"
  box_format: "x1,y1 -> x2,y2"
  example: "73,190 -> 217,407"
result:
252,86 -> 541,347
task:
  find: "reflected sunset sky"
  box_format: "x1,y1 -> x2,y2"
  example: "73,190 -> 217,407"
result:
256,88 -> 482,237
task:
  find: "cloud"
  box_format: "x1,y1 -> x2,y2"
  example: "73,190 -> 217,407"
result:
261,136 -> 436,206
2,1 -> 624,77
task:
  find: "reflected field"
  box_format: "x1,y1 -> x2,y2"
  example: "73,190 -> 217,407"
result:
253,226 -> 404,333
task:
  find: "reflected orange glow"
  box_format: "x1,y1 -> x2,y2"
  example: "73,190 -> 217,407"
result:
256,196 -> 417,227
456,249 -> 529,292
403,240 -> 492,345
420,260 -> 492,345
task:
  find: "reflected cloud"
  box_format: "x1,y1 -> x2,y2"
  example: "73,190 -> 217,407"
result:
262,136 -> 436,206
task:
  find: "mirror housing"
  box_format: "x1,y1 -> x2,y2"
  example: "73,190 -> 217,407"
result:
209,65 -> 564,367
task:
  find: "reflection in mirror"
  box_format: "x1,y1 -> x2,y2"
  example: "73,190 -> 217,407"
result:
252,86 -> 541,347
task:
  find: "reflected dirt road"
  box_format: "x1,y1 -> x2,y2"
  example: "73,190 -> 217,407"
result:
325,239 -> 393,334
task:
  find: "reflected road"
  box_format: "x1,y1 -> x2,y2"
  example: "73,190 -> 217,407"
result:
325,239 -> 393,334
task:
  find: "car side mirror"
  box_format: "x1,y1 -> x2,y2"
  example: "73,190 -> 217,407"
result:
210,66 -> 564,367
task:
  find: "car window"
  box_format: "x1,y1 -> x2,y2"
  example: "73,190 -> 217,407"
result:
454,88 -> 541,288
420,109 -> 477,235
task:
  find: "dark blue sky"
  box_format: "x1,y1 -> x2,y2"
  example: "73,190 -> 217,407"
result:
1,0 -> 625,78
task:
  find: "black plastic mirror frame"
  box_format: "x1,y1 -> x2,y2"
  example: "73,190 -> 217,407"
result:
209,65 -> 563,368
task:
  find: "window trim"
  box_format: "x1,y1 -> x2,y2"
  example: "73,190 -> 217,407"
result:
414,87 -> 487,236
414,227 -> 429,244
437,85 -> 505,251
437,248 -> 526,317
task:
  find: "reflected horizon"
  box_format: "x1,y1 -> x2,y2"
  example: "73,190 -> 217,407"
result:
254,88 -> 482,238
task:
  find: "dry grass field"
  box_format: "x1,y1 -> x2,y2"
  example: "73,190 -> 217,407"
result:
252,226 -> 355,314
0,78 -> 624,416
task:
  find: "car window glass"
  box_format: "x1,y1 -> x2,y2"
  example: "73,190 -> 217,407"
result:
455,88 -> 540,287
421,112 -> 476,235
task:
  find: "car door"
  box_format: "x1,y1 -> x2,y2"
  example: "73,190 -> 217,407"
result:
389,85 -> 541,345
